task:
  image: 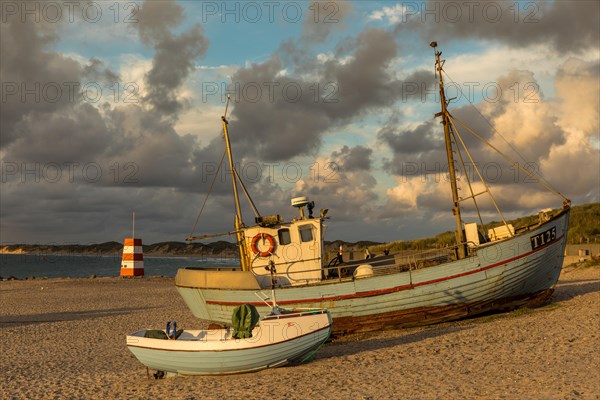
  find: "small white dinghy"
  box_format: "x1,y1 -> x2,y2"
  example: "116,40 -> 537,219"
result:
126,275 -> 332,376
126,307 -> 331,376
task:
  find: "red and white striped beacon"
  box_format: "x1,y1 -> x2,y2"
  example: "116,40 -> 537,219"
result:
120,212 -> 144,277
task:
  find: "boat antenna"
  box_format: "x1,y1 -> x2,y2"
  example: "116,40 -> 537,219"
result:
431,41 -> 467,259
132,211 -> 135,238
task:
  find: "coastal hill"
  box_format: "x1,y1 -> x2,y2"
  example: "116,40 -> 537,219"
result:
0,241 -> 240,257
0,239 -> 381,257
2,203 -> 597,256
371,202 -> 599,253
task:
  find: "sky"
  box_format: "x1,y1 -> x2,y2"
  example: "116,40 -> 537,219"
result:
1,0 -> 599,245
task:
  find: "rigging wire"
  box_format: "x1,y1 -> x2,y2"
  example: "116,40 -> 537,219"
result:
438,66 -> 568,203
448,123 -> 487,232
450,114 -> 569,202
441,69 -> 536,173
233,166 -> 261,219
222,81 -> 261,221
188,83 -> 262,240
188,149 -> 227,240
449,118 -> 512,234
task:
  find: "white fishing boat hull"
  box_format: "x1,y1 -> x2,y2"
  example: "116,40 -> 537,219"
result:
126,310 -> 332,375
176,209 -> 569,334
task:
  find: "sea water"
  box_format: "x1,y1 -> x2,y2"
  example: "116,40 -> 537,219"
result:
0,253 -> 239,279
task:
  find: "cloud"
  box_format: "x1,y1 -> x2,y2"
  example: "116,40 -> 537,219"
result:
368,4 -> 413,25
300,0 -> 352,43
100,104 -> 199,187
484,69 -> 566,161
137,1 -> 209,117
1,1 -> 596,245
378,110 -> 458,178
323,28 -> 400,114
379,116 -> 442,156
554,58 -> 600,135
0,13 -> 81,148
9,103 -> 112,164
136,0 -> 184,45
331,145 -> 372,171
1,0 -> 210,169
538,57 -> 600,201
383,175 -> 429,214
227,28 -> 433,161
380,58 -> 599,217
0,178 -> 212,243
393,1 -> 600,53
292,145 -> 378,223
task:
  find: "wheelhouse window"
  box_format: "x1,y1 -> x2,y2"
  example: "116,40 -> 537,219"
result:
299,225 -> 313,242
278,228 -> 291,245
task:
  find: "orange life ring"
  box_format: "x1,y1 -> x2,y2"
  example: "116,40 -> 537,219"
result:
251,233 -> 276,257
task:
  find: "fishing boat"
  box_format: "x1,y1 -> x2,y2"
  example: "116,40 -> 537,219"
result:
175,43 -> 571,335
126,300 -> 332,376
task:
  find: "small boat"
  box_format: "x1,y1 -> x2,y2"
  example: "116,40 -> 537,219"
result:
126,288 -> 332,375
175,42 -> 571,335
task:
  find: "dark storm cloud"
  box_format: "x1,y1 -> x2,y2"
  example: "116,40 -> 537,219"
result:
378,115 -> 443,155
323,28 -> 401,116
0,0 -> 208,188
378,110 -> 448,178
81,58 -> 120,83
300,0 -> 352,43
278,0 -> 351,70
395,1 -> 599,53
0,2 -> 207,167
228,28 -> 434,162
226,55 -> 328,161
137,0 -> 184,44
331,145 -> 372,172
9,103 -> 112,163
291,144 -> 379,223
0,1 -> 214,244
137,1 -> 209,117
143,25 -> 208,116
100,104 -> 199,188
0,14 -> 81,148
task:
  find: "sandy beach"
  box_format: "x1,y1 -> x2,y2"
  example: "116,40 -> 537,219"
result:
1,264 -> 598,400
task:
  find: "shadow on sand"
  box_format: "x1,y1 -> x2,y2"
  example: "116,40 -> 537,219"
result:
319,325 -> 473,360
0,306 -> 155,327
552,277 -> 600,302
318,272 -> 599,360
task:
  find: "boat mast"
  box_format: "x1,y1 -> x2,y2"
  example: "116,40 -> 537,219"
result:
221,94 -> 250,270
431,42 -> 466,259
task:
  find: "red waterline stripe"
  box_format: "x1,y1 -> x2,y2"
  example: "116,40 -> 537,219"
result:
205,235 -> 564,307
